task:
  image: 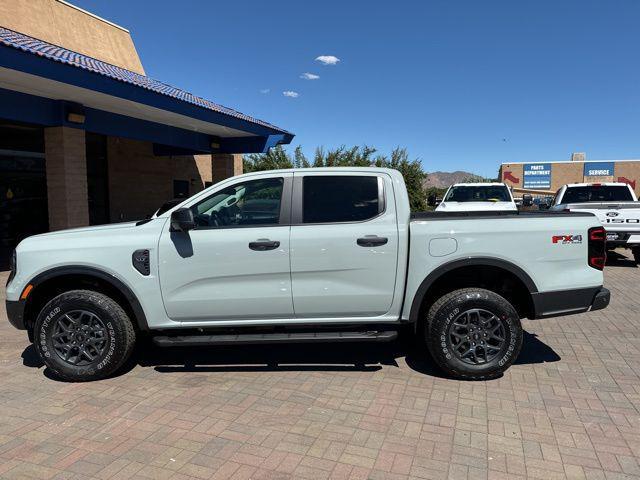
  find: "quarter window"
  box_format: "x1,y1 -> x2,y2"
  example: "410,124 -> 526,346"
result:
190,177 -> 283,228
302,176 -> 381,223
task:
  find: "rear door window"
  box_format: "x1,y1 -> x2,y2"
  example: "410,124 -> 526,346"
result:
302,176 -> 382,223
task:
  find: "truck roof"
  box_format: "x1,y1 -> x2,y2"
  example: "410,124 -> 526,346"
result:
238,167 -> 401,176
563,182 -> 631,188
449,182 -> 507,187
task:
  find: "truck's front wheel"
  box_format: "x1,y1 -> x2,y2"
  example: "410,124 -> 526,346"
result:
425,288 -> 523,380
34,290 -> 136,382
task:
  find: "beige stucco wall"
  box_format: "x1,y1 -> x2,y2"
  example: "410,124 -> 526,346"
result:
499,163 -> 524,190
0,0 -> 145,74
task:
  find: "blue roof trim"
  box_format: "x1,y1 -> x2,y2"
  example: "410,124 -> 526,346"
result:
0,26 -> 293,138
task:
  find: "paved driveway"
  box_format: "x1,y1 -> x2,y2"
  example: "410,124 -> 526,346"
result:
1,251 -> 639,480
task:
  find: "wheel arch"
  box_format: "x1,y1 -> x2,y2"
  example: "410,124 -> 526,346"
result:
22,266 -> 149,333
409,257 -> 538,327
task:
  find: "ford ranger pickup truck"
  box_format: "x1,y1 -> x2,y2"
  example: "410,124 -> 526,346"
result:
550,182 -> 640,263
5,168 -> 610,382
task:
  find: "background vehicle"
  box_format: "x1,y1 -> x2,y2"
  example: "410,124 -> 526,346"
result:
6,168 -> 609,382
551,182 -> 640,263
434,183 -> 517,212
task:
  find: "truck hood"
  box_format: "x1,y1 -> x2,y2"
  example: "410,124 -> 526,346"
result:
436,201 -> 517,212
29,221 -> 142,238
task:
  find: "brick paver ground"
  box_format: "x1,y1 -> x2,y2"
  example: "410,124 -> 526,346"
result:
1,250 -> 639,479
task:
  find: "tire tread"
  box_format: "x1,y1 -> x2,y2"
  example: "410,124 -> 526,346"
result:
34,289 -> 136,382
424,288 -> 522,380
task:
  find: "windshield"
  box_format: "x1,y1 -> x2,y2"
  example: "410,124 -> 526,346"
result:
444,185 -> 511,203
561,186 -> 633,203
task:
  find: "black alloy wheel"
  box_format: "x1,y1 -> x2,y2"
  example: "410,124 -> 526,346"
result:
447,308 -> 506,365
51,310 -> 109,366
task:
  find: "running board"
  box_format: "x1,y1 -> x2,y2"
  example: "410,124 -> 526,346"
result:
152,330 -> 398,347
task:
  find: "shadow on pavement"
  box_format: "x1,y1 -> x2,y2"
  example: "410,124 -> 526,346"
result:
514,331 -> 561,365
20,328 -> 561,381
21,344 -> 44,368
606,250 -> 637,268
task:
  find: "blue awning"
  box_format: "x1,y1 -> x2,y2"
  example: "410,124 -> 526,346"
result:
0,27 -> 294,154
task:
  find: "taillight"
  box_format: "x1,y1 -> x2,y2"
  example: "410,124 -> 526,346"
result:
588,226 -> 606,270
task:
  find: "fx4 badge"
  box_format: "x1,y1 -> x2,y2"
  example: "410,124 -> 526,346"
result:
552,234 -> 582,244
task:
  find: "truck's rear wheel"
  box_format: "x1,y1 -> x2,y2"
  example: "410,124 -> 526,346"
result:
425,288 -> 522,380
34,290 -> 136,382
632,247 -> 640,264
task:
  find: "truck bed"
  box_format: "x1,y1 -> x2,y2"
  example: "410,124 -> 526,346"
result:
410,210 -> 595,220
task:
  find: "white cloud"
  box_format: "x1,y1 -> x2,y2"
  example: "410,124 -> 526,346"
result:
315,55 -> 340,65
259,88 -> 270,94
300,72 -> 320,80
282,91 -> 299,98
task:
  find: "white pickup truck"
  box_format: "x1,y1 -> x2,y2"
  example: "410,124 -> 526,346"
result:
550,182 -> 640,263
6,168 -> 610,382
434,183 -> 518,212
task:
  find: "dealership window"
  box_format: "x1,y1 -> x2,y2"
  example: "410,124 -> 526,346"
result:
173,179 -> 189,199
0,121 -> 47,267
302,176 -> 381,223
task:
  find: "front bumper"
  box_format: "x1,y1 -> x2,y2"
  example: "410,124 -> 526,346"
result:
6,300 -> 26,330
531,286 -> 610,319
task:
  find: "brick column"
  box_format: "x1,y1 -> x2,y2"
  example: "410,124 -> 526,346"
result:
212,154 -> 243,183
45,127 -> 89,230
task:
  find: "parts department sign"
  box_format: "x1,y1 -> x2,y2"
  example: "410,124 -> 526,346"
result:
584,162 -> 615,177
523,163 -> 552,189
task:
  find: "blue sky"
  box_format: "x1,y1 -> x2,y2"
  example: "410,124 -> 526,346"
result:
73,0 -> 640,177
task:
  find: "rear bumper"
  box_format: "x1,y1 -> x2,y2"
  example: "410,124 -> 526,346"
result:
5,300 -> 26,330
531,286 -> 610,319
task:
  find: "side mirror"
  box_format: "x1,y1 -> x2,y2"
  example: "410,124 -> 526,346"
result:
427,194 -> 437,207
522,194 -> 533,207
170,208 -> 195,232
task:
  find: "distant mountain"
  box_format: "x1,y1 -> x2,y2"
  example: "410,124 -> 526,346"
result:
424,171 -> 482,189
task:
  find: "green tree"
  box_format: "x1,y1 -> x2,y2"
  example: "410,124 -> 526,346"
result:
462,174 -> 500,183
374,147 -> 427,211
243,144 -> 428,211
293,145 -> 310,168
243,145 -> 293,172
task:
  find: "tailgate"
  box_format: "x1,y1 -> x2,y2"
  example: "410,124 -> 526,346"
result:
565,202 -> 640,236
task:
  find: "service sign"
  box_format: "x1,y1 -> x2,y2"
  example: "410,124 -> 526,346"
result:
584,162 -> 615,177
523,163 -> 552,189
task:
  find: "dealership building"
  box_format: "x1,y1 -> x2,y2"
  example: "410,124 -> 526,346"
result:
499,153 -> 640,196
0,0 -> 293,264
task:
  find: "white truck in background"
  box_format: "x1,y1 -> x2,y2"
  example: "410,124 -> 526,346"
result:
434,183 -> 518,212
550,182 -> 640,263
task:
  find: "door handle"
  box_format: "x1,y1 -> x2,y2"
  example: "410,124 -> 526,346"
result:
357,235 -> 388,247
249,239 -> 280,251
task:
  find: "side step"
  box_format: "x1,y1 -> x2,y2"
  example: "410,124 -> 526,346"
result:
152,330 -> 398,347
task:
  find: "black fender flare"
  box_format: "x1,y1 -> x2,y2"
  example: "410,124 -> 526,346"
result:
408,257 -> 538,323
26,265 -> 149,331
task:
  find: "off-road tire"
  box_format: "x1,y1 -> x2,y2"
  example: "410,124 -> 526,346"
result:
34,290 -> 136,381
425,288 -> 523,380
632,247 -> 640,265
